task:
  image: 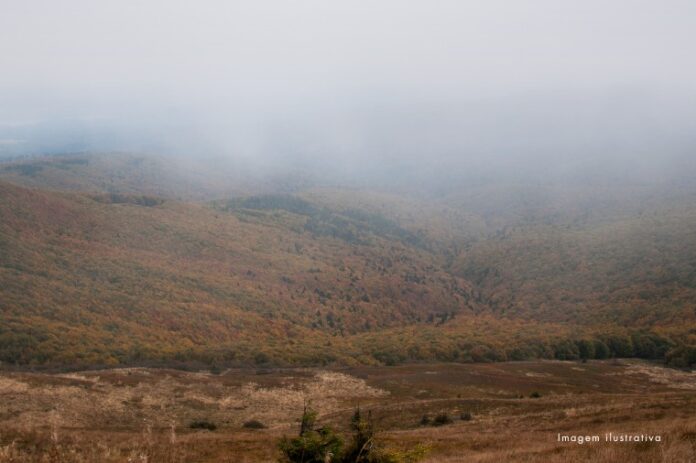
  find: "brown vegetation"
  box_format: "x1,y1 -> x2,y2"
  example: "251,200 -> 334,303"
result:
0,172 -> 693,367
0,361 -> 693,462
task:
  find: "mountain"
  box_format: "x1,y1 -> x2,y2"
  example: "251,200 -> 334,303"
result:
0,177 -> 484,366
0,153 -> 694,368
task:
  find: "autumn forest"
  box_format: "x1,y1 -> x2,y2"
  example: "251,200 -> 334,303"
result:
0,152 -> 694,370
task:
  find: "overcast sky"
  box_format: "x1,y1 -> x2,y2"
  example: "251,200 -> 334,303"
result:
1,0 -> 695,173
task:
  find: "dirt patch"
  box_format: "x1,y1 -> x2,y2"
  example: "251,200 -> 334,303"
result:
623,362 -> 696,390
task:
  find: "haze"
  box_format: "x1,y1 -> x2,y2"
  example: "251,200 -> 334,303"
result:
1,0 -> 695,187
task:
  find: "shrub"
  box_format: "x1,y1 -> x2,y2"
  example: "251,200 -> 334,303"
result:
242,420 -> 266,429
279,426 -> 343,463
432,413 -> 452,426
530,391 -> 542,398
342,407 -> 374,462
189,420 -> 217,431
254,352 -> 270,365
279,405 -> 343,463
280,406 -> 428,463
419,415 -> 430,426
460,411 -> 472,421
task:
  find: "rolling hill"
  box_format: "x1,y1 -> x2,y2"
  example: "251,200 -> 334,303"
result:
0,153 -> 694,368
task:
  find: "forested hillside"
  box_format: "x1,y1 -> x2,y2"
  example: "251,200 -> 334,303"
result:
0,154 -> 694,368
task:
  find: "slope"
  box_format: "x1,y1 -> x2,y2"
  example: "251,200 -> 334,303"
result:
0,180 -> 483,366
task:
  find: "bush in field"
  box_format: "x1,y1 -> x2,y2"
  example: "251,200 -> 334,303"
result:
243,420 -> 266,429
189,420 -> 216,431
342,407 -> 373,462
530,391 -> 542,398
279,405 -> 343,463
279,406 -> 428,463
419,415 -> 430,426
460,411 -> 472,421
432,413 -> 452,426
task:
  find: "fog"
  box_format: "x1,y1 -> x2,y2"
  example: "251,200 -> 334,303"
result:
2,0 -> 696,188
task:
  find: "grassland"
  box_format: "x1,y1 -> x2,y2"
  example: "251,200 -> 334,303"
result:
0,360 -> 694,462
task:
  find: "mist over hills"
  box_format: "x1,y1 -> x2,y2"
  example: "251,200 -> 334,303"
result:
3,55 -> 696,365
0,151 -> 694,368
4,4 -> 696,463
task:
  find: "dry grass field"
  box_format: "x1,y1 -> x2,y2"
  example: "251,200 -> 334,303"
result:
0,360 -> 694,462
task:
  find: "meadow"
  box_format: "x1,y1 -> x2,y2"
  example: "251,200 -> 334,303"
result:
0,360 -> 694,462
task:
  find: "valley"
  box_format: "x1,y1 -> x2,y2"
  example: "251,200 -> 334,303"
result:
0,153 -> 694,369
0,153 -> 695,461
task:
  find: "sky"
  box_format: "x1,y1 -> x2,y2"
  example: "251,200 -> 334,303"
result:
1,0 -> 695,178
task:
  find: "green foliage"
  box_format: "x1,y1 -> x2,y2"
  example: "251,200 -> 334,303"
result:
577,339 -> 595,360
279,426 -> 343,463
605,335 -> 634,358
0,331 -> 39,364
350,408 -> 363,432
279,406 -> 343,463
593,340 -> 610,359
299,406 -> 318,436
553,340 -> 580,360
631,332 -> 673,359
665,345 -> 696,368
342,407 -> 375,462
279,407 -> 427,463
221,194 -> 423,248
